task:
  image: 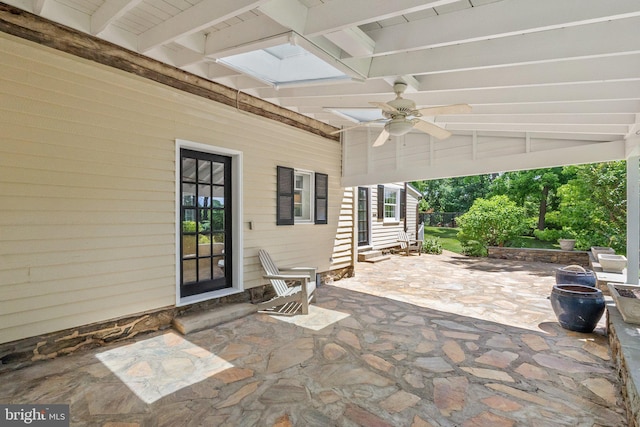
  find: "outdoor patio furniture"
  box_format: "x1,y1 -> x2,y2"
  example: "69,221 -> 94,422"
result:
397,231 -> 422,256
256,249 -> 317,315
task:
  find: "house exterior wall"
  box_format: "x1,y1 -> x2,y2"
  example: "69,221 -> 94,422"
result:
331,187 -> 355,271
366,183 -> 420,250
0,33 -> 344,344
406,185 -> 421,237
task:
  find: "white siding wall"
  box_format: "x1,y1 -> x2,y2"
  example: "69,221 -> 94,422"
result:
331,187 -> 354,270
368,184 -> 420,249
0,33 -> 344,343
406,186 -> 421,237
370,184 -> 403,249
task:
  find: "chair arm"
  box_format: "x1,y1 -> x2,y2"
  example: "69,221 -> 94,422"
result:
263,274 -> 310,281
279,267 -> 316,281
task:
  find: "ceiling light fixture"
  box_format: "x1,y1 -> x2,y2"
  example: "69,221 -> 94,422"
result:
386,119 -> 415,136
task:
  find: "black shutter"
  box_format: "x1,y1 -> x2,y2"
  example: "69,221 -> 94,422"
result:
377,185 -> 384,220
400,188 -> 406,220
315,173 -> 328,224
276,166 -> 294,225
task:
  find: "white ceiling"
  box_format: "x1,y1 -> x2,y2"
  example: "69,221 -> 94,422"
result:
6,0 -> 640,152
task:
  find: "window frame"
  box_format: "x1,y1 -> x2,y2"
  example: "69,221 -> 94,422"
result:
277,166 -> 328,226
377,184 -> 406,224
384,187 -> 401,223
294,169 -> 314,223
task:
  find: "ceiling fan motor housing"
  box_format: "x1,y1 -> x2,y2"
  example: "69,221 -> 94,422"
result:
393,81 -> 408,95
385,98 -> 418,118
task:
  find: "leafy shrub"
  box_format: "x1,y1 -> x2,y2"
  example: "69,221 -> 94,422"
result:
533,228 -> 563,242
422,237 -> 443,255
182,221 -> 196,232
461,240 -> 487,257
456,195 -> 526,248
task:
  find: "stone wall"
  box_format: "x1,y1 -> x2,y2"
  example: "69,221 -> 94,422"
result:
488,247 -> 590,267
607,305 -> 640,427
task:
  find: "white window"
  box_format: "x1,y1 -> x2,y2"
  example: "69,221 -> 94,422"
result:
294,171 -> 313,222
384,187 -> 400,222
277,166 -> 328,226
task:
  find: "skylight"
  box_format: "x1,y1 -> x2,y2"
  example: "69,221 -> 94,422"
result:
215,33 -> 355,88
327,108 -> 385,124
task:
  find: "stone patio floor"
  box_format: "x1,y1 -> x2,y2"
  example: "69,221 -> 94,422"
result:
0,251 -> 628,426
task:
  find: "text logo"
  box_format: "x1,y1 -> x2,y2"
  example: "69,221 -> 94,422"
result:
1,405 -> 69,426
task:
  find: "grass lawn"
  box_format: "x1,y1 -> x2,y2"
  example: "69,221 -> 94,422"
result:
423,226 -> 463,253
423,226 -> 559,254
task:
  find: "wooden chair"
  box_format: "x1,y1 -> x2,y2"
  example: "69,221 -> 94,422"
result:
256,249 -> 317,315
397,231 -> 422,256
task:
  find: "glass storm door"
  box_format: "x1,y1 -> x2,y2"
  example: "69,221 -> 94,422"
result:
180,149 -> 232,297
357,187 -> 370,246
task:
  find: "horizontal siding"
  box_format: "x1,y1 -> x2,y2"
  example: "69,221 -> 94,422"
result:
0,32 -> 347,343
370,185 -> 403,249
367,184 -> 419,249
331,187 -> 355,270
406,189 -> 419,235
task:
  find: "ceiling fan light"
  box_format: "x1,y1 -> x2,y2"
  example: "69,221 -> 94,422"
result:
386,119 -> 414,136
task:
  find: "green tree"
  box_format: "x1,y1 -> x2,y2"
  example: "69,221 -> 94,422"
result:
412,174 -> 495,213
557,161 -> 626,252
456,195 -> 526,247
489,168 -> 571,230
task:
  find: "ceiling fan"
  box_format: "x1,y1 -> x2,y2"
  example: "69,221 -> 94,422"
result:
332,81 -> 471,147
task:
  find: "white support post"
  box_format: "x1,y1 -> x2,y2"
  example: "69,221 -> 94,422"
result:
627,156 -> 640,284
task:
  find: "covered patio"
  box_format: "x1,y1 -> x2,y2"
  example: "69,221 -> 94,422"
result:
0,253 -> 626,426
0,2 -> 639,426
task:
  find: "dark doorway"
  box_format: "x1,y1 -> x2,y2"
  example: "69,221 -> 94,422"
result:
180,149 -> 232,297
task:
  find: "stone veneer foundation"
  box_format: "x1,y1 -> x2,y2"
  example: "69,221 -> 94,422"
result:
0,267 -> 353,372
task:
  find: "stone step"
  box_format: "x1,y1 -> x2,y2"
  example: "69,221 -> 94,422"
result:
358,250 -> 383,262
172,303 -> 258,335
363,255 -> 390,263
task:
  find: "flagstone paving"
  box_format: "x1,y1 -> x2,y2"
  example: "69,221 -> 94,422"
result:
0,251 -> 628,426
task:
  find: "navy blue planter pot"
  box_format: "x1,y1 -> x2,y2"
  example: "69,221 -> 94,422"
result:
555,265 -> 596,288
550,284 -> 605,333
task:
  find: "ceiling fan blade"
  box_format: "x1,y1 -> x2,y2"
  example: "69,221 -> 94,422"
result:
417,103 -> 472,116
330,119 -> 387,135
413,119 -> 452,140
372,128 -> 390,147
370,101 -> 399,114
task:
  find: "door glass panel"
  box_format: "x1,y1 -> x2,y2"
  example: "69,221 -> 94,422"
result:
182,184 -> 196,207
182,158 -> 196,182
183,259 -> 197,283
212,186 -> 224,207
211,163 -> 224,185
199,262 -> 212,281
182,234 -> 196,257
197,236 -> 211,255
198,160 -> 211,183
212,211 -> 224,233
213,256 -> 225,279
198,185 -> 211,207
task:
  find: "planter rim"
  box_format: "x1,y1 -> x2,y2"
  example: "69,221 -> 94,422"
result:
556,265 -> 594,276
553,284 -> 602,295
